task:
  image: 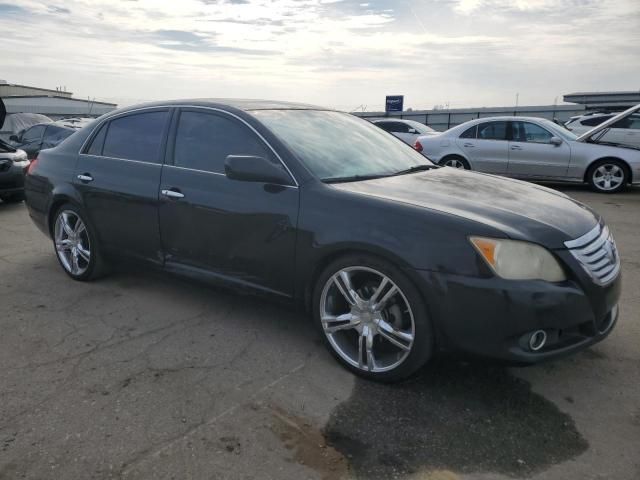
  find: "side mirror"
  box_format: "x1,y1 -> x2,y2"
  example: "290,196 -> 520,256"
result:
550,136 -> 562,146
224,155 -> 293,185
9,134 -> 18,142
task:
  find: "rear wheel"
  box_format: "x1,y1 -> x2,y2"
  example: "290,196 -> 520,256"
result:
587,159 -> 627,193
313,254 -> 433,382
52,204 -> 107,281
440,156 -> 470,170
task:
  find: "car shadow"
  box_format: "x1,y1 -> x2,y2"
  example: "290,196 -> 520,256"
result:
324,358 -> 588,479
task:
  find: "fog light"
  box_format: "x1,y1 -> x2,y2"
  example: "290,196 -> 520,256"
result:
528,330 -> 547,351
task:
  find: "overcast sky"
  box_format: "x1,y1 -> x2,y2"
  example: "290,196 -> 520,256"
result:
1,0 -> 639,111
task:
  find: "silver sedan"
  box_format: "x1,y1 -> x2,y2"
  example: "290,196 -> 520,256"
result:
414,104 -> 640,193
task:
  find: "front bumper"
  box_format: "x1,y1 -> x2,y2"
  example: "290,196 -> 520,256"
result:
415,265 -> 621,363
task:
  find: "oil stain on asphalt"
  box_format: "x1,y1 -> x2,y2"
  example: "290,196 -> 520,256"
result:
324,360 -> 588,479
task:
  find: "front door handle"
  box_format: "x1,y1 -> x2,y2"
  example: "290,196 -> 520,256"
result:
510,145 -> 523,151
161,189 -> 185,199
77,174 -> 93,182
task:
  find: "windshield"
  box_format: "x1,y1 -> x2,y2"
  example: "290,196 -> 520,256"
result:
403,119 -> 434,134
538,119 -> 578,141
252,110 -> 432,181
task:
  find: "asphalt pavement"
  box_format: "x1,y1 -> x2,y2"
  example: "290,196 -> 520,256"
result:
0,185 -> 638,480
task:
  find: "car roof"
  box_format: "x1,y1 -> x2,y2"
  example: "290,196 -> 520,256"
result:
112,98 -> 331,114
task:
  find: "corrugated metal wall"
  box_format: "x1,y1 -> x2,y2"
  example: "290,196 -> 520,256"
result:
0,85 -> 73,98
2,96 -> 116,118
355,105 -> 587,131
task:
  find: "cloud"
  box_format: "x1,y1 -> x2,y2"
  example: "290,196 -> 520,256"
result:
0,0 -> 638,111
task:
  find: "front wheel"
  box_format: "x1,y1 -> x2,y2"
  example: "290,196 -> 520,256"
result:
312,254 -> 433,382
587,159 -> 627,193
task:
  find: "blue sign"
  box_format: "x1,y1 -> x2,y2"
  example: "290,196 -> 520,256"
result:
385,95 -> 404,112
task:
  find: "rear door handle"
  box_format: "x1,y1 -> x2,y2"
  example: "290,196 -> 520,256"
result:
77,174 -> 93,182
463,143 -> 475,148
510,145 -> 522,150
161,188 -> 185,199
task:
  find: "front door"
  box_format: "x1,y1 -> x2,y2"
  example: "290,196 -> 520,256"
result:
455,121 -> 509,174
73,109 -> 170,263
158,108 -> 299,297
507,121 -> 571,178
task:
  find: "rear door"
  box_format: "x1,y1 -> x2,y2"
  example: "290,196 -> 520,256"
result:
158,107 -> 299,297
74,108 -> 171,263
455,121 -> 509,173
507,121 -> 571,178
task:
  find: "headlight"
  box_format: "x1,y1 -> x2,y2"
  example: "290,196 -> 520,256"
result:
470,237 -> 566,282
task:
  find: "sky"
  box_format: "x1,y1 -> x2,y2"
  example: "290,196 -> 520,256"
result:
1,0 -> 639,111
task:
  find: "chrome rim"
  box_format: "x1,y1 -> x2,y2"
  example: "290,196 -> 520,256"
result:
320,266 -> 415,373
54,210 -> 91,276
593,164 -> 624,191
444,159 -> 466,169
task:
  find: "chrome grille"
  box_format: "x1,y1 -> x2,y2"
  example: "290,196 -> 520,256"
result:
565,224 -> 620,286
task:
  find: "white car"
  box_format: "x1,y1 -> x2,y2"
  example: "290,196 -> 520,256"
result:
370,118 -> 437,145
566,112 -> 640,148
413,104 -> 640,193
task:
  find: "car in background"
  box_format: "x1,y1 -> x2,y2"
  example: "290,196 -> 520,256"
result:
565,112 -> 640,148
414,104 -> 640,193
10,123 -> 79,159
25,99 -> 621,381
0,138 -> 29,203
370,118 -> 436,145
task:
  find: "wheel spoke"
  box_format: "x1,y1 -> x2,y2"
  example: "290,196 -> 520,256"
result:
61,212 -> 74,236
369,276 -> 390,304
56,239 -> 73,251
377,319 -> 413,351
322,313 -> 359,333
373,284 -> 398,311
74,220 -> 86,235
77,245 -> 91,262
333,272 -> 358,306
365,329 -> 375,372
71,251 -> 80,274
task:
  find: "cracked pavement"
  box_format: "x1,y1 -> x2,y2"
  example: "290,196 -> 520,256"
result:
0,186 -> 639,480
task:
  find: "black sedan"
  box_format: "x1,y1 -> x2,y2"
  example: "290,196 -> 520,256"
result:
24,99 -> 621,382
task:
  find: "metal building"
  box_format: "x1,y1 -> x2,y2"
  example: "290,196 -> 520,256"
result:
0,80 -> 117,120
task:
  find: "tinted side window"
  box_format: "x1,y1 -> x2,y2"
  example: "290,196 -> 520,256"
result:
44,126 -> 74,145
460,125 -> 477,139
23,125 -> 46,143
477,122 -> 507,140
581,115 -> 611,127
389,122 -> 410,133
173,111 -> 275,174
102,111 -> 168,163
375,122 -> 393,132
86,123 -> 107,155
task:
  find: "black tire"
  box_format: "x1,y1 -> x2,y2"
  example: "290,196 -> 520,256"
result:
52,203 -> 108,281
440,155 -> 470,170
0,192 -> 25,203
587,159 -> 628,193
312,253 -> 433,382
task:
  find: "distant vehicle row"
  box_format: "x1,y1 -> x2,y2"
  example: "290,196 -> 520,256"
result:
412,105 -> 640,193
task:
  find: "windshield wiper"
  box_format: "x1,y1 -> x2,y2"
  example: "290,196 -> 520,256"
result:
392,164 -> 438,176
322,173 -> 394,184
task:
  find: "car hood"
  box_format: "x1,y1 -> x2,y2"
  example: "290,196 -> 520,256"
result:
576,103 -> 640,143
332,168 -> 598,249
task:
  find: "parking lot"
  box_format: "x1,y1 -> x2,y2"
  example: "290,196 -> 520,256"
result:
0,186 -> 638,480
